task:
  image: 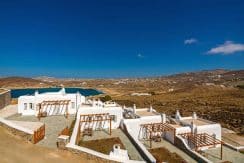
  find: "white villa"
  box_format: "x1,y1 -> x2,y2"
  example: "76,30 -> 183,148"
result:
16,88 -> 224,163
18,88 -> 85,116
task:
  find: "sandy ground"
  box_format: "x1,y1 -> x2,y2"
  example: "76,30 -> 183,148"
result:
0,126 -> 94,163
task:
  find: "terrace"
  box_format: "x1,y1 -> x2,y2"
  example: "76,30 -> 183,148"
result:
136,109 -> 159,117
78,129 -> 144,161
7,114 -> 75,148
142,138 -> 197,163
180,118 -> 214,126
200,146 -> 244,162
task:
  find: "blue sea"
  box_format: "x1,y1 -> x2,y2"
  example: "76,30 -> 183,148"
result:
11,87 -> 102,98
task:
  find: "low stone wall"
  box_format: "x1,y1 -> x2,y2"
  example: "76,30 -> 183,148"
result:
0,121 -> 33,142
66,146 -> 119,163
0,89 -> 11,110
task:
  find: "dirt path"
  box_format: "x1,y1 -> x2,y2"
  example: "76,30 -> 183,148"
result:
0,126 -> 94,163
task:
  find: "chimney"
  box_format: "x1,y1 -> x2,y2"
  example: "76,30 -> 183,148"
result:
61,87 -> 66,96
175,110 -> 181,120
133,104 -> 136,114
192,112 -> 197,120
161,113 -> 166,123
34,90 -> 39,96
92,98 -> 95,107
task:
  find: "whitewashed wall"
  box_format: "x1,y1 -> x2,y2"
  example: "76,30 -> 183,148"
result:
196,124 -> 221,140
67,106 -> 145,163
77,106 -> 123,130
18,90 -> 85,116
122,117 -> 163,163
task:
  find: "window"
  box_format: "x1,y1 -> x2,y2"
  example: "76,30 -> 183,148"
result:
110,115 -> 117,122
29,103 -> 33,110
71,102 -> 75,109
24,103 -> 27,110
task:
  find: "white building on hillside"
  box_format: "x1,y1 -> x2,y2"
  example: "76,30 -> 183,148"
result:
122,107 -> 222,162
18,88 -> 85,116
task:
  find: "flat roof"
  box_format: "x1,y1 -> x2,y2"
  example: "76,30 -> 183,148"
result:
136,110 -> 159,117
181,118 -> 214,126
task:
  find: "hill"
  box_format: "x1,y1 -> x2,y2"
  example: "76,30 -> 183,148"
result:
0,77 -> 54,88
0,69 -> 243,133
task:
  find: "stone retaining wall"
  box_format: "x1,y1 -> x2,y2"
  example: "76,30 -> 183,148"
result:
0,121 -> 33,142
0,89 -> 11,110
66,147 -> 119,163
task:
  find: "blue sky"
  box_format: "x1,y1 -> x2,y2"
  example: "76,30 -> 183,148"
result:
0,0 -> 244,78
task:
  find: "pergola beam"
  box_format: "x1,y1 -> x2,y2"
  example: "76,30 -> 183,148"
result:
140,122 -> 176,148
37,100 -> 71,120
178,132 -> 223,160
78,113 -> 113,139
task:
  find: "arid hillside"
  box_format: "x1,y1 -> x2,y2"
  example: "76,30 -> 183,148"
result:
0,77 -> 54,88
113,86 -> 244,133
1,69 -> 243,133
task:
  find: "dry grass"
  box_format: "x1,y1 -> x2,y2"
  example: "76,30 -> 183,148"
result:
78,137 -> 125,155
113,86 -> 244,133
149,147 -> 186,163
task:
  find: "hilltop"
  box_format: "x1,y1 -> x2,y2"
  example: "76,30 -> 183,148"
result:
0,77 -> 54,89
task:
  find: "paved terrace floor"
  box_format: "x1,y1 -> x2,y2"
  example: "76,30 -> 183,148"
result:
82,129 -> 144,161
201,146 -> 244,163
142,139 -> 197,163
7,114 -> 75,148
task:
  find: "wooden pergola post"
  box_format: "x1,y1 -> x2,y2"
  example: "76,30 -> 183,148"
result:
173,128 -> 176,144
65,104 -> 68,119
140,122 -> 176,147
79,113 -> 113,137
220,142 -> 223,160
109,118 -> 112,135
178,132 -> 223,159
38,104 -> 41,121
37,100 -> 70,120
150,131 -> 152,148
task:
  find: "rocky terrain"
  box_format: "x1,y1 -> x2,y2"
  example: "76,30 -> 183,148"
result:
0,69 -> 243,133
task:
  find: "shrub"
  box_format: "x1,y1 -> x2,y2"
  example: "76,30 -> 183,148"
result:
100,95 -> 112,102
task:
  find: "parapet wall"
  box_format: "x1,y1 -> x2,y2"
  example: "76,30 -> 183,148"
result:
174,136 -> 212,163
0,117 -> 45,144
66,145 -> 119,163
0,119 -> 33,142
0,89 -> 11,110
